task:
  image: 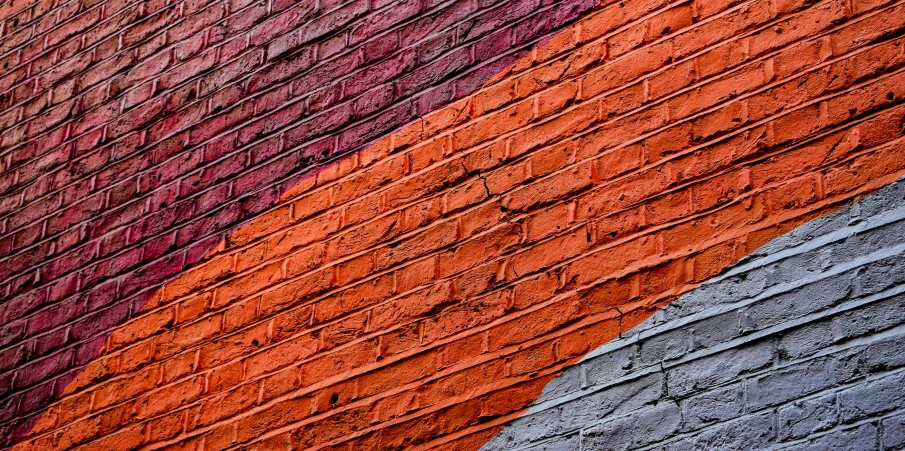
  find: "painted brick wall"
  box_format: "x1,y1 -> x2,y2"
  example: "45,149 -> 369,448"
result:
483,178 -> 905,450
0,0 -> 598,444
1,0 -> 905,449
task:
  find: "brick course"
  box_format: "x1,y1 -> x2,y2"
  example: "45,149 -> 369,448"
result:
1,0 -> 905,449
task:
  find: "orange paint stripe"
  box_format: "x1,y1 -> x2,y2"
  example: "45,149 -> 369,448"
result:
15,2 -> 905,449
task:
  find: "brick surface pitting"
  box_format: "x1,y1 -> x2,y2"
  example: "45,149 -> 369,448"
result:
2,0 -> 905,449
482,178 -> 905,451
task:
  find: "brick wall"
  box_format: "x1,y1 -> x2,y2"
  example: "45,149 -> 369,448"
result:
1,0 -> 904,449
0,0 -> 597,444
483,178 -> 905,450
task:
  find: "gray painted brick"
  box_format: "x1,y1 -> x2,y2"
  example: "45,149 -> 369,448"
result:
832,293 -> 905,342
831,344 -> 872,385
792,212 -> 853,247
523,434 -> 580,451
746,356 -> 839,411
777,394 -> 838,441
665,270 -> 770,318
854,180 -> 905,219
482,408 -> 563,451
654,412 -> 777,451
758,206 -> 851,255
834,221 -> 905,265
582,344 -> 637,389
749,205 -> 851,258
850,255 -> 905,298
681,383 -> 745,431
778,319 -> 835,360
637,328 -> 689,365
839,371 -> 905,423
665,340 -> 775,398
862,333 -> 905,373
538,366 -> 582,401
518,409 -> 564,446
623,309 -> 668,338
691,310 -> 741,351
561,373 -> 663,429
776,422 -> 879,451
580,416 -> 632,451
880,411 -> 905,449
632,400 -> 682,446
766,251 -> 830,286
631,401 -> 682,447
739,275 -> 851,334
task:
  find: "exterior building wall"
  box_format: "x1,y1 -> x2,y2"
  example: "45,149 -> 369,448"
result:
1,0 -> 904,449
483,178 -> 905,451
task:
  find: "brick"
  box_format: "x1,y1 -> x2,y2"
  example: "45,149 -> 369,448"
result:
671,412 -> 777,450
666,340 -> 775,397
2,0 -> 905,449
503,162 -> 594,213
580,416 -> 632,450
511,227 -> 591,278
487,296 -> 588,351
246,335 -> 318,378
682,384 -> 745,431
566,372 -> 665,429
882,411 -> 905,449
777,319 -> 833,360
633,401 -> 682,446
369,283 -> 451,331
637,325 -> 689,364
781,423 -> 879,451
422,289 -> 509,343
581,342 -> 636,388
267,0 -> 368,59
778,394 -> 838,441
746,357 -> 840,410
739,274 -> 850,333
438,222 -> 521,277
839,370 -> 905,423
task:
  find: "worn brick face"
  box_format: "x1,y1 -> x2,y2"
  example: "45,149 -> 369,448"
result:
1,0 -> 905,449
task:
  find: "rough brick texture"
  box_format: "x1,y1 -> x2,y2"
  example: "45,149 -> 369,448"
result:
2,0 -> 905,448
483,178 -> 905,451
